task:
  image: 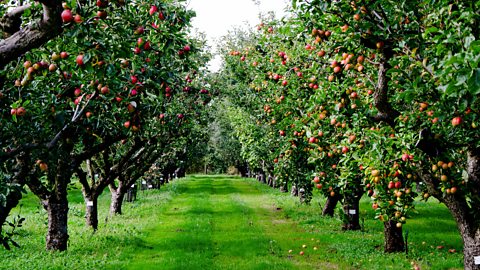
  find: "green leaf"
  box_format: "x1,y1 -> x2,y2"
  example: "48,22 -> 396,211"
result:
468,68 -> 480,95
425,27 -> 439,35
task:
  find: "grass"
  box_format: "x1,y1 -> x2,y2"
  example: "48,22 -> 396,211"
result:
0,175 -> 463,269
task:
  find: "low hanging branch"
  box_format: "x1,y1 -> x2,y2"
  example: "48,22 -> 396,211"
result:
0,0 -> 63,69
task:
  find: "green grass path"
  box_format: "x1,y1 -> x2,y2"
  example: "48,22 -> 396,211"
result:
1,175 -> 462,269
124,175 -> 320,270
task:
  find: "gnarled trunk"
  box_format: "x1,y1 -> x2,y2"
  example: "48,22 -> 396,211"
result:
384,220 -> 404,253
44,199 -> 69,251
417,148 -> 480,269
323,193 -> 341,217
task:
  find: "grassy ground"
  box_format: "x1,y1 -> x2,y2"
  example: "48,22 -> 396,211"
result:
0,175 -> 463,269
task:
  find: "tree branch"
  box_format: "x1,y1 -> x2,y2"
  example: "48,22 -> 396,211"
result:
0,0 -> 63,69
372,52 -> 400,127
0,4 -> 31,36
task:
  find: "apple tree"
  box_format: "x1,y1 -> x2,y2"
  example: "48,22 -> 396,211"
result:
0,0 -> 207,250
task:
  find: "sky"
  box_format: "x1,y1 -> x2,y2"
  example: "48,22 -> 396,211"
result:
186,0 -> 289,72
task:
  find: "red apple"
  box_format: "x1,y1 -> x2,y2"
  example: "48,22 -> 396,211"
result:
149,5 -> 158,15
16,107 -> 26,116
158,12 -> 165,20
101,86 -> 109,94
451,116 -> 462,126
97,10 -> 107,19
130,75 -> 138,84
39,162 -> 48,172
74,14 -> 82,23
124,121 -> 130,128
134,26 -> 145,35
60,52 -> 68,59
388,181 -> 395,189
61,9 -> 73,23
143,41 -> 151,50
96,0 -> 107,7
76,54 -> 84,66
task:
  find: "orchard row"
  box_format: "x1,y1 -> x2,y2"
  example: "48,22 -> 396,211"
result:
0,0 -> 211,251
215,1 -> 479,269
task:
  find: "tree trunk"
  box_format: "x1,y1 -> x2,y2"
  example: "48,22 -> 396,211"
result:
85,196 -> 98,231
342,194 -> 361,230
125,185 -> 137,202
416,148 -> 480,269
109,186 -> 125,215
267,174 -> 273,187
384,220 -> 405,252
291,184 -> 298,196
342,185 -> 363,230
462,231 -> 480,270
280,181 -> 288,193
238,163 -> 248,177
43,199 -> 69,251
322,193 -> 341,217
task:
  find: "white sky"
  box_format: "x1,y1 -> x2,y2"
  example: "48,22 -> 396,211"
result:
187,0 -> 289,72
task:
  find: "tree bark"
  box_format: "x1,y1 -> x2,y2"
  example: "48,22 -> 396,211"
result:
43,199 -> 69,251
291,184 -> 298,197
342,192 -> 362,230
84,196 -> 98,231
322,193 -> 341,217
267,174 -> 273,187
259,171 -> 266,183
109,184 -> 125,216
384,220 -> 405,252
279,180 -> 288,193
462,231 -> 480,270
0,0 -> 63,69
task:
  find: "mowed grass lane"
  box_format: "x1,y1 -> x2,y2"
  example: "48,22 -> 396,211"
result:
124,175 -> 325,270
